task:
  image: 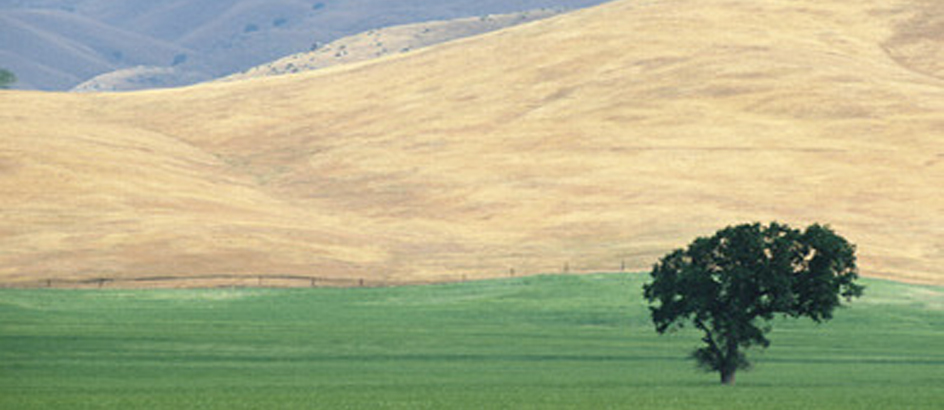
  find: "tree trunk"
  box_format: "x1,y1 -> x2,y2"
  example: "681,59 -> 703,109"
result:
721,332 -> 738,385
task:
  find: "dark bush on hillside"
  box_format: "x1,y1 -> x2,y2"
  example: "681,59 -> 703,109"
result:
0,69 -> 16,89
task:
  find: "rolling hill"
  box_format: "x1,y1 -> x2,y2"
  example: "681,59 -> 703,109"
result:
70,66 -> 213,93
1,0 -> 607,91
1,0 -> 942,286
76,9 -> 567,92
221,9 -> 566,83
0,9 -> 190,90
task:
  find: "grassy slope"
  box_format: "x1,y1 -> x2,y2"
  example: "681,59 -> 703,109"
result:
2,0 -> 609,90
0,274 -> 941,409
2,0 -> 943,285
0,8 -> 189,90
223,9 -> 565,82
79,10 -> 566,91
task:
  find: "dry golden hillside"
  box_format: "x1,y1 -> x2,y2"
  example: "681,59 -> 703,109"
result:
222,9 -> 565,82
1,0 -> 942,286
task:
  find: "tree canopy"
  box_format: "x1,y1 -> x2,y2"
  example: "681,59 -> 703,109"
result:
642,222 -> 864,384
0,69 -> 15,89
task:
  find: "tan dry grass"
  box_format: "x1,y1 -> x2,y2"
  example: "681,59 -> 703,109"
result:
1,0 -> 942,286
223,9 -> 565,82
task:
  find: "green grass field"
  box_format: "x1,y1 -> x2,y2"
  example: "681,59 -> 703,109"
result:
1,274 -> 942,409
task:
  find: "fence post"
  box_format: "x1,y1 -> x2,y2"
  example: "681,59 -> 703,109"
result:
563,262 -> 570,274
359,278 -> 364,287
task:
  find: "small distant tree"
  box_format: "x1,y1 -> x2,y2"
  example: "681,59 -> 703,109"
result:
0,68 -> 15,89
642,222 -> 863,385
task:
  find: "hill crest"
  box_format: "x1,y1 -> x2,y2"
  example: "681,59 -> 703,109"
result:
1,0 -> 942,286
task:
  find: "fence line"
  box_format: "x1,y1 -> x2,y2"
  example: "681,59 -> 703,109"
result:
0,261 -> 640,289
0,274 -> 429,289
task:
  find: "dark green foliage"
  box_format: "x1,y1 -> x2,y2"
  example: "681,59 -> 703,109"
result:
0,68 -> 16,89
643,222 -> 864,384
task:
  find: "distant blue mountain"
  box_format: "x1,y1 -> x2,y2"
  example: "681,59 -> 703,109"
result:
0,0 -> 610,90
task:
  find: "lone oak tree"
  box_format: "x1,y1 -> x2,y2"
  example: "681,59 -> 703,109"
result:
643,222 -> 863,385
